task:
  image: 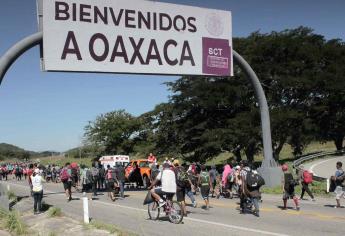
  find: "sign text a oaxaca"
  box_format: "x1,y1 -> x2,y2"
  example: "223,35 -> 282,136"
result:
42,0 -> 233,76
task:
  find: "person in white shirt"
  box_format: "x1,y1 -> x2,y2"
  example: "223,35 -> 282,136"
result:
149,163 -> 176,208
31,168 -> 45,214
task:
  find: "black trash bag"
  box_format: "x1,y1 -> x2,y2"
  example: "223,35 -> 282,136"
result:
143,190 -> 154,205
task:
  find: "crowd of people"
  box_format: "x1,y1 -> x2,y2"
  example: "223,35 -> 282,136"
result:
1,156 -> 344,218
148,158 -> 265,217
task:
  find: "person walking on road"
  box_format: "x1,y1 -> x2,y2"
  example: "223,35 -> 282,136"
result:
281,164 -> 300,211
90,163 -> 99,197
80,166 -> 93,200
299,165 -> 315,201
186,168 -> 197,208
174,160 -> 189,216
115,163 -> 126,198
331,161 -> 345,208
209,165 -> 219,198
98,164 -> 106,190
198,165 -> 212,210
31,168 -> 45,214
60,163 -> 72,201
105,165 -> 119,201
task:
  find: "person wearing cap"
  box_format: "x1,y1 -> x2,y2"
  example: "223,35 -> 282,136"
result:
31,168 -> 45,214
149,162 -> 176,208
281,164 -> 300,211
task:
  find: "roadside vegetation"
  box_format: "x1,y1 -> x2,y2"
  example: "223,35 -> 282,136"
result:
86,220 -> 137,236
0,209 -> 28,235
47,207 -> 62,217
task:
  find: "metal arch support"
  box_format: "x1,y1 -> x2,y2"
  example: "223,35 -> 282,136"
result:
232,50 -> 276,168
0,32 -> 43,86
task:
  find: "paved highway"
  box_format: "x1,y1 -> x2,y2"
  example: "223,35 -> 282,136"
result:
303,156 -> 345,178
5,180 -> 345,236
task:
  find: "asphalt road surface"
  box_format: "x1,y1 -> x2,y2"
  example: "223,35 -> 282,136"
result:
303,156 -> 345,178
5,180 -> 345,236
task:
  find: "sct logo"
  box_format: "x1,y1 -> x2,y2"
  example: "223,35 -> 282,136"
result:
208,48 -> 223,56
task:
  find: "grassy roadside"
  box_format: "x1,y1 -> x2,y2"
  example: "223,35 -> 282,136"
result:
0,208 -> 28,235
85,220 -> 137,236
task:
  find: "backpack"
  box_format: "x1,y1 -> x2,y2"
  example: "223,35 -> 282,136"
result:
200,171 -> 210,186
246,171 -> 265,189
85,169 -> 93,184
227,172 -> 235,183
106,168 -> 116,180
151,169 -> 160,181
303,170 -> 313,184
91,167 -> 99,179
284,173 -> 298,193
71,167 -> 78,177
99,167 -> 105,177
60,168 -> 69,181
176,167 -> 189,187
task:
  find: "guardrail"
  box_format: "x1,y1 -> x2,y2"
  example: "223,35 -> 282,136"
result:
292,149 -> 345,182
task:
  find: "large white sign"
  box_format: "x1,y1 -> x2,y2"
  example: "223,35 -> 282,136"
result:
42,0 -> 233,76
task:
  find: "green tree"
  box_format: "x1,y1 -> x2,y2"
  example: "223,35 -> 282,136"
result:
310,39 -> 345,150
84,110 -> 141,154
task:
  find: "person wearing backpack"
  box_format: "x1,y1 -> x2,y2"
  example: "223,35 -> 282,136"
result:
60,163 -> 72,201
243,167 -> 265,217
115,163 -> 126,198
98,165 -> 106,190
209,165 -> 219,198
173,160 -> 189,216
281,164 -> 300,211
198,165 -> 212,210
80,166 -> 93,200
299,166 -> 315,201
186,168 -> 198,208
105,165 -> 119,201
90,163 -> 99,197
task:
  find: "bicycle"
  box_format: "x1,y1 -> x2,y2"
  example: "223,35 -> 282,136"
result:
148,194 -> 184,224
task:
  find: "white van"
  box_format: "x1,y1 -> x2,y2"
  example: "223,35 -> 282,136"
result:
99,155 -> 130,168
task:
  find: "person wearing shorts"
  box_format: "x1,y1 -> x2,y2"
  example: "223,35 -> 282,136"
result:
61,163 -> 72,201
198,165 -> 212,210
149,163 -> 176,208
332,162 -> 345,208
281,164 -> 300,210
105,165 -> 118,201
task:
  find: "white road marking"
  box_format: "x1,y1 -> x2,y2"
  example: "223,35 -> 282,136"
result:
9,182 -> 289,236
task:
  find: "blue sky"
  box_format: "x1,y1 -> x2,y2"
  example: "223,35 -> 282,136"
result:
0,0 -> 344,152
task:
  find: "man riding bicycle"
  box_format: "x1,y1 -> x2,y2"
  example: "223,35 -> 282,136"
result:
149,163 -> 176,208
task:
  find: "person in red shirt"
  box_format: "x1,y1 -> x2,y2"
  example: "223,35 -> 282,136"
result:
27,164 -> 34,196
147,153 -> 157,163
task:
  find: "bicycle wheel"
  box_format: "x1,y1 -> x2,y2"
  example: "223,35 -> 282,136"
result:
148,201 -> 160,220
168,201 -> 183,224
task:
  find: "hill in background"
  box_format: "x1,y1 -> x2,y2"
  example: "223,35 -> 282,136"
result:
0,143 -> 59,161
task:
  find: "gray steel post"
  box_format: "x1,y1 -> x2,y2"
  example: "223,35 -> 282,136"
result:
233,50 -> 276,168
0,32 -> 43,86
